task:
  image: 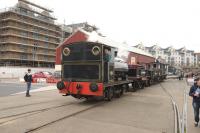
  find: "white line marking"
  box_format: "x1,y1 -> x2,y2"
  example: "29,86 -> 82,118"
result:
11,86 -> 57,95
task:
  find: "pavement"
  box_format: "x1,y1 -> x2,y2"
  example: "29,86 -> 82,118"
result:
0,79 -> 199,133
0,83 -> 55,97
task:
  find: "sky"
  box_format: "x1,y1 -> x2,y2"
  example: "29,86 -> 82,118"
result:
0,0 -> 200,52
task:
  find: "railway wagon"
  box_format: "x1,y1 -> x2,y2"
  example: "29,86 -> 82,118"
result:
56,29 -> 164,100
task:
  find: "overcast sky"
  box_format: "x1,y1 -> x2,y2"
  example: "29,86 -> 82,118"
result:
1,0 -> 200,52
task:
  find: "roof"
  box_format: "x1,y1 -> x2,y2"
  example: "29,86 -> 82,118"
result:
78,29 -> 154,58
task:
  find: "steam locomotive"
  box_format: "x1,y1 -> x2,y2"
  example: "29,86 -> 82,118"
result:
56,29 -> 167,100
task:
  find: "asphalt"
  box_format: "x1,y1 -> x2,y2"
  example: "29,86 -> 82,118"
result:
0,83 -> 48,97
0,79 -> 199,133
0,81 -> 175,133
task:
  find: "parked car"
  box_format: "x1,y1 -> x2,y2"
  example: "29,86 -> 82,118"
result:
32,71 -> 53,83
46,71 -> 61,83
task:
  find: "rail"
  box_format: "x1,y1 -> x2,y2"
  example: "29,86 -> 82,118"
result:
160,84 -> 182,133
181,88 -> 187,133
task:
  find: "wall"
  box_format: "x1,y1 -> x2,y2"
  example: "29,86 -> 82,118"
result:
0,66 -> 55,78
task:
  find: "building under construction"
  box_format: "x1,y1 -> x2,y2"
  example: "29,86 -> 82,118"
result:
0,0 -> 61,67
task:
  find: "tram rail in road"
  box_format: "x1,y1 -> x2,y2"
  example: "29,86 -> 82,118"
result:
24,101 -> 105,133
159,83 -> 182,133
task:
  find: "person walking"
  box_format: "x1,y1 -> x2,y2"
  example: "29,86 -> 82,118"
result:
189,78 -> 200,127
24,69 -> 32,97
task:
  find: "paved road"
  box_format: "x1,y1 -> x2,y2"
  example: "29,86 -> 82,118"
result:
0,83 -> 48,97
0,81 -> 174,133
1,79 -> 198,133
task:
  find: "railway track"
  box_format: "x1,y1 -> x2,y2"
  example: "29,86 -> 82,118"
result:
0,102 -> 75,125
160,82 -> 186,133
0,81 -> 182,133
0,99 -> 67,111
24,84 -> 178,133
0,97 -> 106,133
25,101 -> 105,133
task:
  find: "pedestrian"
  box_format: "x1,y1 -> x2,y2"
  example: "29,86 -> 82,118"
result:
24,69 -> 32,97
189,77 -> 200,127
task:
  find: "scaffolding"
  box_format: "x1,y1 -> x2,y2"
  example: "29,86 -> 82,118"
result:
0,0 -> 62,67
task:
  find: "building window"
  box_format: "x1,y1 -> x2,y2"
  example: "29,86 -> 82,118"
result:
33,43 -> 38,52
20,45 -> 27,51
44,56 -> 48,61
20,8 -> 28,15
56,38 -> 60,43
21,31 -> 28,37
23,24 -> 28,29
44,36 -> 49,41
44,43 -> 49,48
33,33 -> 39,39
20,53 -> 28,60
33,27 -> 40,32
21,39 -> 28,44
0,44 -> 6,50
44,49 -> 48,54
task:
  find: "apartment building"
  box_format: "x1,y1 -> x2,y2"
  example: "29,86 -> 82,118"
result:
0,0 -> 62,67
195,52 -> 200,67
135,44 -> 198,67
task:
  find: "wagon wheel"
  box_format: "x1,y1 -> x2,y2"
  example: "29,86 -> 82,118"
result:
145,80 -> 150,87
137,82 -> 143,89
115,87 -> 122,98
120,89 -> 123,96
131,82 -> 137,92
120,86 -> 125,96
148,80 -> 151,86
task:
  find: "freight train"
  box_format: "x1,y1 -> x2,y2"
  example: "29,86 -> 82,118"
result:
56,29 -> 167,100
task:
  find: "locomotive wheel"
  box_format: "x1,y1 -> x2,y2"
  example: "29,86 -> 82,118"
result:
115,88 -> 123,98
136,82 -> 140,89
105,87 -> 114,101
146,80 -> 150,87
141,82 -> 145,89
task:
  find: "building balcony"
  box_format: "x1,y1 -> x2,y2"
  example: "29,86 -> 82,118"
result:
0,56 -> 55,62
0,47 -> 55,56
0,18 -> 61,35
0,41 -> 55,50
0,26 -> 61,39
0,33 -> 60,45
